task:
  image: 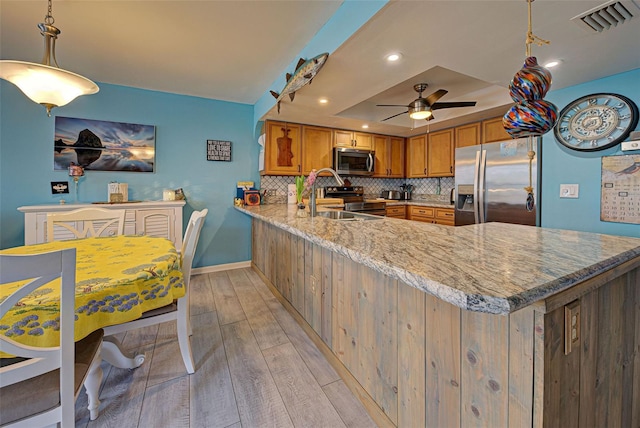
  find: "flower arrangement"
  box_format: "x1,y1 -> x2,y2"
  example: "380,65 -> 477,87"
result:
295,169 -> 318,206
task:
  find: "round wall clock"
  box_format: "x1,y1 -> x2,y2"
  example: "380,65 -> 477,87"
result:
554,93 -> 638,151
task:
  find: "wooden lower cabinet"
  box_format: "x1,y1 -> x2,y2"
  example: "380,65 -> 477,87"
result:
385,205 -> 406,219
251,218 -> 640,428
407,205 -> 454,225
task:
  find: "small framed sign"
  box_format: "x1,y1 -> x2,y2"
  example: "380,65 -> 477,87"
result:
51,181 -> 69,194
207,140 -> 232,162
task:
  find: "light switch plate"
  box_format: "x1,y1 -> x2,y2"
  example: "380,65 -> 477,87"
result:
564,301 -> 580,355
621,140 -> 640,151
559,184 -> 579,198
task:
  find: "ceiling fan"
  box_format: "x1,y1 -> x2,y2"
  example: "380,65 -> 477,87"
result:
377,83 -> 477,121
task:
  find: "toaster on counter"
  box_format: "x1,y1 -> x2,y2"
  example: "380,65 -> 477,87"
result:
381,190 -> 402,200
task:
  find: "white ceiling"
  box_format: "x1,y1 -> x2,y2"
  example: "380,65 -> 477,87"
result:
2,0 -> 640,138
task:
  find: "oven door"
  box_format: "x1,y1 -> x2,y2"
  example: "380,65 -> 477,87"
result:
333,148 -> 374,176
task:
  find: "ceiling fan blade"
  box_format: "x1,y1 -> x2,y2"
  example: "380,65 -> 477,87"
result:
426,114 -> 435,121
425,89 -> 448,106
431,101 -> 477,110
377,104 -> 410,107
381,110 -> 409,121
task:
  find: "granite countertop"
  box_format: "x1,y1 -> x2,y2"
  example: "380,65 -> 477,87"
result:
236,204 -> 640,315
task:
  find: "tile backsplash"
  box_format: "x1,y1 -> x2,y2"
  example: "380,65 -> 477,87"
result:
259,175 -> 454,204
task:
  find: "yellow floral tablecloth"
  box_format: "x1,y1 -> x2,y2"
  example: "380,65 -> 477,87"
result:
0,235 -> 184,354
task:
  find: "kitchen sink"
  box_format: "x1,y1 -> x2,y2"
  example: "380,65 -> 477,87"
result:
316,211 -> 384,221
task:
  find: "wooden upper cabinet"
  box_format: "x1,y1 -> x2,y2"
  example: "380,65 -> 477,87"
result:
406,134 -> 427,178
388,137 -> 405,178
373,135 -> 405,178
263,121 -> 302,175
372,135 -> 389,177
301,126 -> 333,175
427,128 -> 454,177
333,130 -> 372,149
455,122 -> 481,148
482,117 -> 512,144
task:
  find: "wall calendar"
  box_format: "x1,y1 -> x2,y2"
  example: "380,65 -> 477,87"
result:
601,154 -> 640,225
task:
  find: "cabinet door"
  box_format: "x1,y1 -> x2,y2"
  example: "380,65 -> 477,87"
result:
434,208 -> 455,226
482,117 -> 512,144
333,129 -> 355,147
427,129 -> 454,177
386,205 -> 406,219
301,126 -> 333,174
406,135 -> 427,178
373,135 -> 389,177
353,132 -> 372,150
135,209 -> 175,241
455,122 -> 481,148
407,205 -> 435,222
388,137 -> 405,178
264,121 -> 302,175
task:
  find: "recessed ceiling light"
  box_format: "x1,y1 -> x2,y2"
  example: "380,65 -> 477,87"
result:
319,98 -> 328,104
544,60 -> 562,68
362,124 -> 369,129
386,53 -> 402,62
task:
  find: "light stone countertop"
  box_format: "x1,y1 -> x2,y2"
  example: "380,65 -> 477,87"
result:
236,204 -> 640,315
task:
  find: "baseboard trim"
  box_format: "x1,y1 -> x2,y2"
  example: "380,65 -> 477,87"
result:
192,260 -> 251,275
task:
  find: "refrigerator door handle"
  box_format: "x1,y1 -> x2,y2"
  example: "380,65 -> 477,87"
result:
473,150 -> 481,224
478,149 -> 487,223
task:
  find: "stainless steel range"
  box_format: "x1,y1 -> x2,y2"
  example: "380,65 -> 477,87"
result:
324,186 -> 386,216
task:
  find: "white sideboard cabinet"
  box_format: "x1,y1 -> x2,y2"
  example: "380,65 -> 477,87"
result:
18,201 -> 186,248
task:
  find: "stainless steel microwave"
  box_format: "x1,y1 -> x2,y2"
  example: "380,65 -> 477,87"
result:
333,147 -> 375,176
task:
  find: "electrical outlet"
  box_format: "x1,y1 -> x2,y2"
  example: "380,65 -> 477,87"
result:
564,300 -> 580,355
310,275 -> 317,294
559,184 -> 579,199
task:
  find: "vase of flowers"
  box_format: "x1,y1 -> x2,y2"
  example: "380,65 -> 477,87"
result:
294,170 -> 317,217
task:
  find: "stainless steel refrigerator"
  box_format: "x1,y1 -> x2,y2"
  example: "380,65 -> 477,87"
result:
454,137 -> 541,226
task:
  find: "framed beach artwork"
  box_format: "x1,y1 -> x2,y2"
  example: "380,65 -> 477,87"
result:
54,117 -> 156,172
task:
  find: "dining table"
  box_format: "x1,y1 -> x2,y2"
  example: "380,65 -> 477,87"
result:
0,235 -> 184,368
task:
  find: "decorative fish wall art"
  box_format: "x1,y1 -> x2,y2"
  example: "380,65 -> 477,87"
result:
270,52 -> 329,113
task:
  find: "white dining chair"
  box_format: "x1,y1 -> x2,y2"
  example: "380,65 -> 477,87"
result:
0,249 -> 104,427
46,207 -> 126,242
103,208 -> 208,374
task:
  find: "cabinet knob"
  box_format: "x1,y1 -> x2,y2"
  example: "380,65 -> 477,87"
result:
450,166 -> 453,173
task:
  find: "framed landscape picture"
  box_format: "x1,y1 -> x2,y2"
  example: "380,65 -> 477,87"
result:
54,117 -> 156,172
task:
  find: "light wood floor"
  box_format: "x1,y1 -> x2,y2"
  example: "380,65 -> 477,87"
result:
75,267 -> 377,428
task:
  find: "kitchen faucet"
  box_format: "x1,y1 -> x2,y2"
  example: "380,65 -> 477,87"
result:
310,168 -> 344,217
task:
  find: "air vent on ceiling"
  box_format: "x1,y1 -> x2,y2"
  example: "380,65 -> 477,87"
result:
571,0 -> 640,32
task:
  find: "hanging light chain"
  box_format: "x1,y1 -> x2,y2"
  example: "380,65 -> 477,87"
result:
44,0 -> 55,25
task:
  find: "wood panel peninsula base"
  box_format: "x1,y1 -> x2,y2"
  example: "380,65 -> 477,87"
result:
237,205 -> 640,427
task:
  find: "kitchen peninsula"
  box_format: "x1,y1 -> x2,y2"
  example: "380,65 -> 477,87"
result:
236,204 -> 640,427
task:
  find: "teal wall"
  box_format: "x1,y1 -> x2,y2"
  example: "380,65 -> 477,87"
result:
542,68 -> 640,238
0,81 -> 257,267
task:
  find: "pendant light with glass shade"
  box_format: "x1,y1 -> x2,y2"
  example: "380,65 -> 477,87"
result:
0,0 -> 99,116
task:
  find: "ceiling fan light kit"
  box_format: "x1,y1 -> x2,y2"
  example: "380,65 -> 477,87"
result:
0,0 -> 98,116
377,83 -> 476,122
